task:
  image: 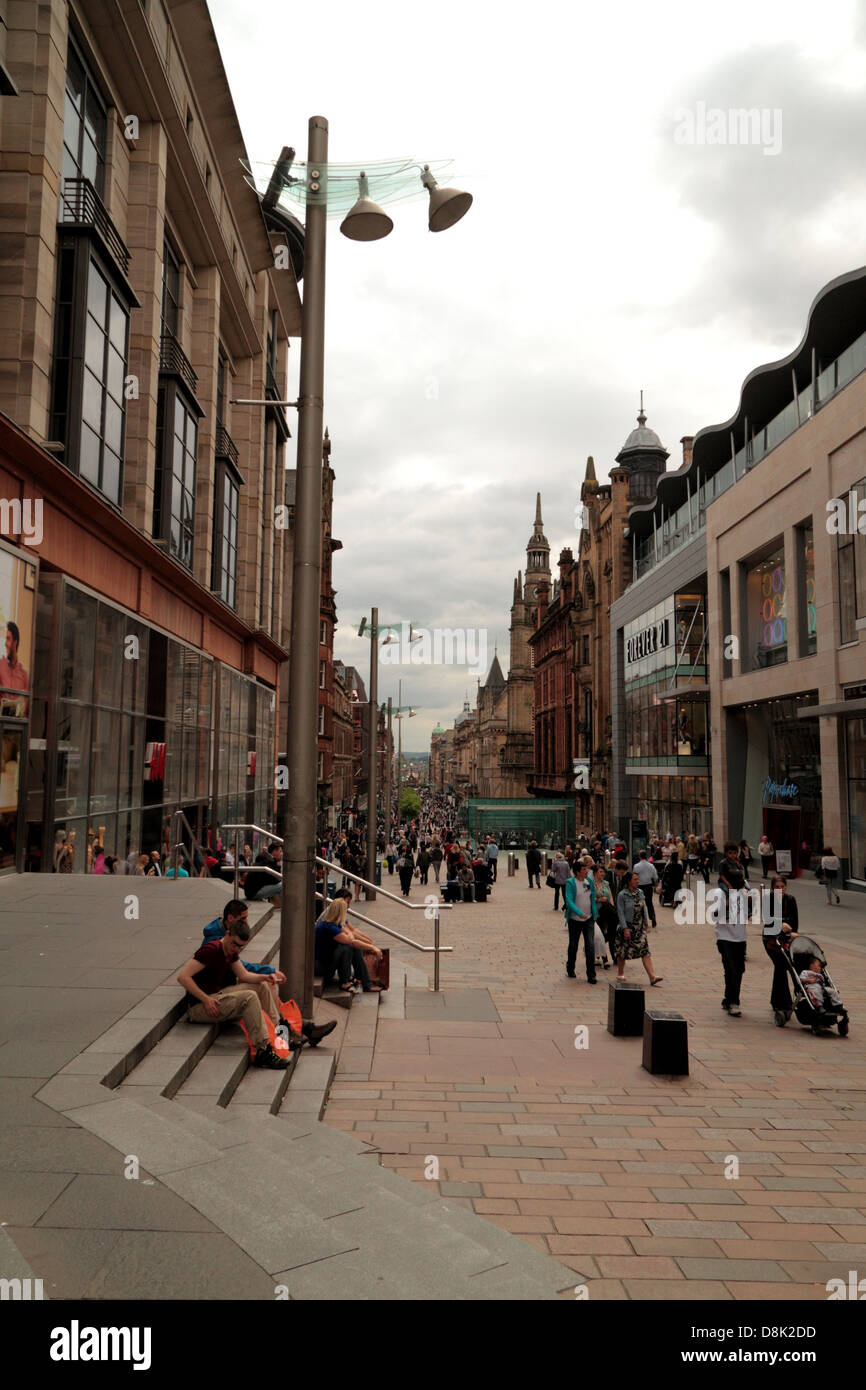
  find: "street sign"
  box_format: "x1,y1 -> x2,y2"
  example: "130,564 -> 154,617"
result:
572,759 -> 590,791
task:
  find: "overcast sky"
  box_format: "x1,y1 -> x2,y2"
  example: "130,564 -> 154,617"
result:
209,0 -> 866,750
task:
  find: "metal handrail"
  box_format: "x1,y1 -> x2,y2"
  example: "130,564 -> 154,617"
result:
169,809 -> 207,880
218,823 -> 452,989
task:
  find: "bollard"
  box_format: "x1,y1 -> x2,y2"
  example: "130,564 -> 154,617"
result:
642,1009 -> 689,1076
607,980 -> 645,1037
508,852 -> 516,877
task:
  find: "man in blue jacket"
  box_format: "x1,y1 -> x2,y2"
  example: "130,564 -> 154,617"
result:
563,861 -> 598,983
201,900 -> 336,1046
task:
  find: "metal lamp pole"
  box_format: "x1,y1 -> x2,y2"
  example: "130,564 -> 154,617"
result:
385,696 -> 392,844
365,607 -> 378,899
281,116 -> 328,1016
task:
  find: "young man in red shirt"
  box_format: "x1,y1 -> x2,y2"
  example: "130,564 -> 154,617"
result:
178,918 -> 289,1069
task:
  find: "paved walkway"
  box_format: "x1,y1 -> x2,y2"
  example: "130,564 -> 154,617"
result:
324,865 -> 866,1300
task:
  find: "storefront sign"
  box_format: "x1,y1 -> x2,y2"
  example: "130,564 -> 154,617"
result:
775,849 -> 793,873
762,777 -> 798,803
626,616 -> 671,666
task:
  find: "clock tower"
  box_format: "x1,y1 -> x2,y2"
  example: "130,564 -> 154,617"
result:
502,494 -> 551,796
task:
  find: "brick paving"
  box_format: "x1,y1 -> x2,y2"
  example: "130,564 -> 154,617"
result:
323,866 -> 866,1299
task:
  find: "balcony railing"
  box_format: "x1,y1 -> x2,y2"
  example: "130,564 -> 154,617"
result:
215,423 -> 239,468
159,331 -> 198,396
59,177 -> 131,276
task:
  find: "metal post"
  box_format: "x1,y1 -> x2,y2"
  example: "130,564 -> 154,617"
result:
385,696 -> 392,845
396,678 -> 402,835
281,115 -> 328,1018
433,903 -> 440,992
234,830 -> 239,898
365,607 -> 378,900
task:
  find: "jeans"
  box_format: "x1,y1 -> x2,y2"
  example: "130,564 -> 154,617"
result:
640,885 -> 656,925
488,858 -> 498,881
528,868 -> 540,888
717,939 -> 746,1006
318,943 -> 372,990
253,881 -> 281,901
432,862 -> 441,882
567,916 -> 596,981
553,881 -> 566,910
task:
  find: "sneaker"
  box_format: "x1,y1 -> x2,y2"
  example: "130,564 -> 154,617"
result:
728,1005 -> 742,1017
252,1044 -> 290,1070
302,1019 -> 337,1047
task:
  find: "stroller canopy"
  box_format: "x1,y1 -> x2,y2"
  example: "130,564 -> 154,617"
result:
789,935 -> 826,966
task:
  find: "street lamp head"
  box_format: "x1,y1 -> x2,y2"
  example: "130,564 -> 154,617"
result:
340,171 -> 394,241
420,164 -> 473,233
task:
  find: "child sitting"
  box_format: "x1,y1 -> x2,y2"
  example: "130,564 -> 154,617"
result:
799,956 -> 844,1012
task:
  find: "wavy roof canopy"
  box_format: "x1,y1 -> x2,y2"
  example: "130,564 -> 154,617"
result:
627,264 -> 866,539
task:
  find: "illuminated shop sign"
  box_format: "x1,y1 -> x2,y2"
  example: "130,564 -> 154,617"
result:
626,616 -> 671,665
762,777 -> 798,803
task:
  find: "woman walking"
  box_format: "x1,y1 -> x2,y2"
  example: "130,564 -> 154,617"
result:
396,843 -> 415,897
820,847 -> 841,904
593,863 -> 617,965
762,874 -> 798,1019
615,871 -> 663,985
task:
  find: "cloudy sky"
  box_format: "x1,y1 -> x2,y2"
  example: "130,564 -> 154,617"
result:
209,0 -> 866,749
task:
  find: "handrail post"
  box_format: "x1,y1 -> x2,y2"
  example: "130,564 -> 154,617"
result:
234,831 -> 239,898
433,903 -> 440,992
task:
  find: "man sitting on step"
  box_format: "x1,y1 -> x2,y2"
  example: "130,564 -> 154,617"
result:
178,919 -> 291,1069
199,899 -> 336,1048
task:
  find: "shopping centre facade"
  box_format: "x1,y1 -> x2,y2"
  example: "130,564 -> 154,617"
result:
612,266 -> 866,887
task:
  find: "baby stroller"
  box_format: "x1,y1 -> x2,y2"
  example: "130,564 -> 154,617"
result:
774,934 -> 849,1036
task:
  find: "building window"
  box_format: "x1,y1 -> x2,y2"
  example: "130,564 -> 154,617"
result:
50,245 -> 130,506
161,240 -> 180,337
320,620 -> 328,646
212,468 -> 238,606
800,522 -> 817,656
154,384 -> 197,568
581,634 -> 590,666
317,751 -> 324,781
838,478 -> 866,644
744,542 -> 787,670
62,38 -> 107,194
319,661 -> 326,688
318,705 -> 325,736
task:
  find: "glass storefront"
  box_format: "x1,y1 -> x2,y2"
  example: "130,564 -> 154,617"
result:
847,712 -> 866,883
0,542 -> 38,871
728,694 -> 821,873
24,575 -> 277,872
623,588 -> 710,837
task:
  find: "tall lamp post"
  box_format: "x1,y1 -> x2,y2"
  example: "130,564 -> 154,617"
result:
393,678 -> 417,836
269,120 -> 471,1013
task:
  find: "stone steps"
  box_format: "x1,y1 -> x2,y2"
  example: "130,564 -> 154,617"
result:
56,1087 -> 572,1299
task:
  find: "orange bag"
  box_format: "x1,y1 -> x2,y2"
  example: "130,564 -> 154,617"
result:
238,994 -> 303,1059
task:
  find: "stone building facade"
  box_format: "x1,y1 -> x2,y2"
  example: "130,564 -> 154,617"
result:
0,0 -> 302,871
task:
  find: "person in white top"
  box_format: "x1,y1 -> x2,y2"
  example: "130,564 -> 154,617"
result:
820,847 -> 841,905
758,836 -> 774,881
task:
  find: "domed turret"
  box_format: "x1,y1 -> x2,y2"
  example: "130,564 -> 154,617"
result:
615,393 -> 669,502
